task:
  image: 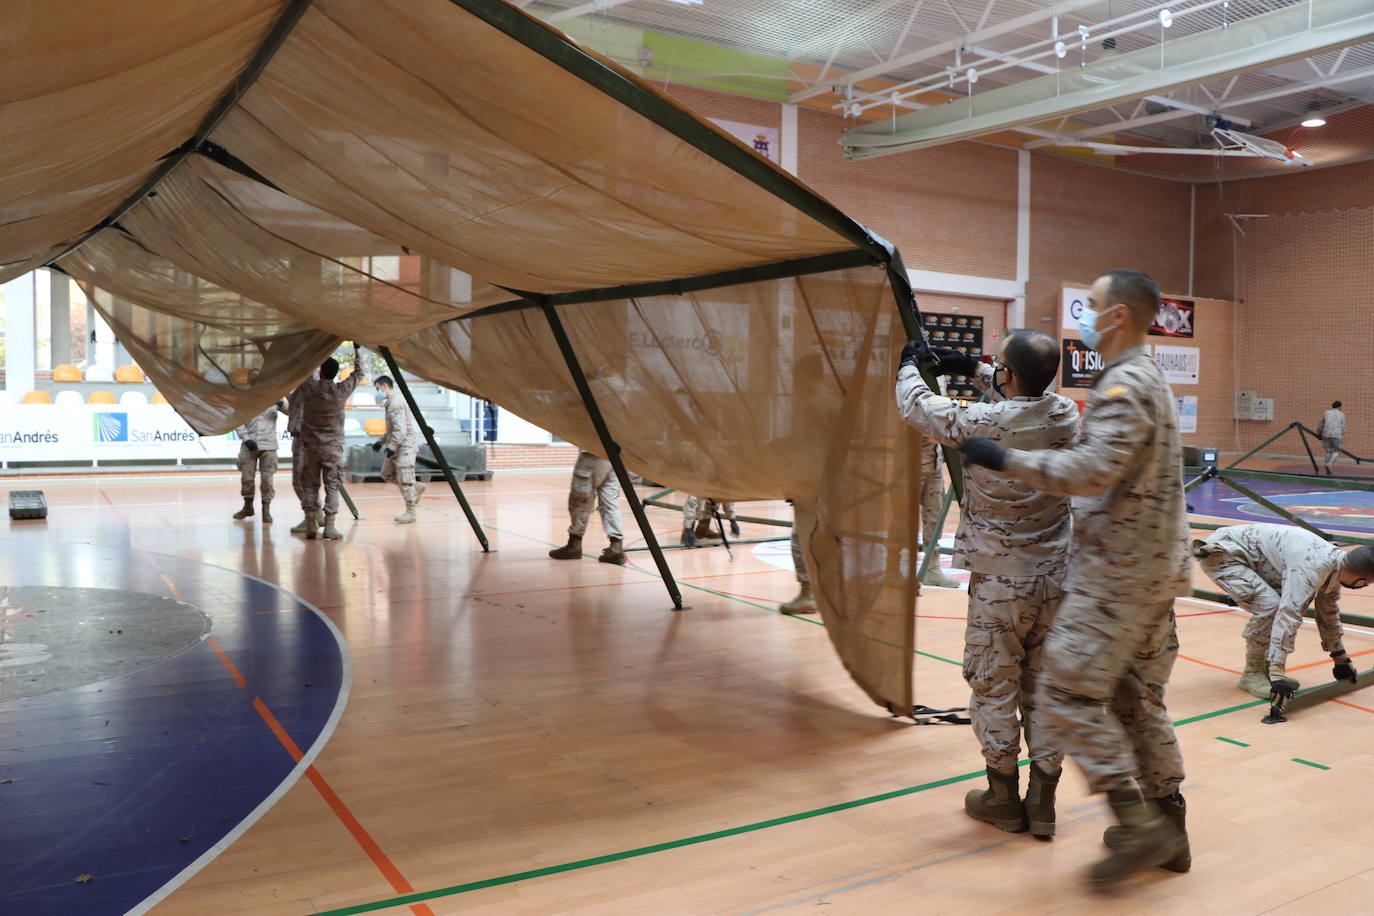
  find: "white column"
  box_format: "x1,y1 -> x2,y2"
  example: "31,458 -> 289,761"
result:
1009,149 -> 1031,328
49,271 -> 70,368
3,271 -> 37,403
781,103 -> 799,176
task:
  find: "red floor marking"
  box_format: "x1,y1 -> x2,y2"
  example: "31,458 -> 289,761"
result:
1330,698 -> 1374,715
206,636 -> 247,689
1287,646 -> 1374,672
159,574 -> 185,602
680,568 -> 793,581
1176,609 -> 1240,618
1178,654 -> 1241,675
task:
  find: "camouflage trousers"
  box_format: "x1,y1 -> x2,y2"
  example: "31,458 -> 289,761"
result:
790,524 -> 809,585
1324,436 -> 1343,468
381,442 -> 419,507
238,446 -> 277,502
964,573 -> 1064,774
290,436 -> 304,505
1036,592 -> 1185,797
567,452 -> 622,539
683,495 -> 736,527
919,443 -> 945,550
298,442 -> 343,516
1198,553 -> 1302,666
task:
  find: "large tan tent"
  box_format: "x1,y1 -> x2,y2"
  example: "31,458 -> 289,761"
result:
2,0 -> 943,713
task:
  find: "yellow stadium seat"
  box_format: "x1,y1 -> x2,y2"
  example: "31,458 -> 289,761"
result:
52,364 -> 82,382
229,366 -> 254,386
88,391 -> 117,405
21,391 -> 52,404
115,364 -> 145,383
151,392 -> 170,405
364,418 -> 386,437
338,366 -> 353,382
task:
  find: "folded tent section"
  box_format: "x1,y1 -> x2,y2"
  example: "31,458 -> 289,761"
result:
10,0 -> 943,714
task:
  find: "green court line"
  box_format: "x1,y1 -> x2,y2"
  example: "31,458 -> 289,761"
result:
1293,757 -> 1331,770
1215,736 -> 1250,747
307,767 -> 989,916
1173,698 -> 1267,726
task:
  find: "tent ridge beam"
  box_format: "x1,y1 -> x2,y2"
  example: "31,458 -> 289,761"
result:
41,0 -> 316,267
458,249 -> 879,322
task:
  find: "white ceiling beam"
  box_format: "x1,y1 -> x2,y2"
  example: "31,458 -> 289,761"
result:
1025,62 -> 1374,148
974,0 -> 998,33
789,0 -> 1103,103
545,0 -> 639,25
844,0 -> 1374,159
887,1 -> 927,61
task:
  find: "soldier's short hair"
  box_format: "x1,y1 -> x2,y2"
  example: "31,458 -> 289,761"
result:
1100,269 -> 1160,328
374,375 -> 393,389
1001,329 -> 1059,395
320,357 -> 339,381
1333,400 -> 1343,409
1345,546 -> 1374,579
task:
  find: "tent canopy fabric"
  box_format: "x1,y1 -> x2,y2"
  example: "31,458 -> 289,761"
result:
9,0 -> 935,715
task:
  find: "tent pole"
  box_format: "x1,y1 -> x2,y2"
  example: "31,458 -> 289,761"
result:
540,305 -> 684,611
338,483 -> 360,520
377,345 -> 490,552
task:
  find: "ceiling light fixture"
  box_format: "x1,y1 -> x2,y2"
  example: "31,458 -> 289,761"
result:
1159,9 -> 1173,27
1301,117 -> 1327,128
663,0 -> 703,5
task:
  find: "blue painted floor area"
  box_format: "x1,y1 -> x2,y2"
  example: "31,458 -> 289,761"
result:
0,541 -> 346,915
1187,476 -> 1374,535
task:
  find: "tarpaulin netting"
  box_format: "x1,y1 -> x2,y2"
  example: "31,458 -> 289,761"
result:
11,0 -> 935,713
391,266 -> 919,707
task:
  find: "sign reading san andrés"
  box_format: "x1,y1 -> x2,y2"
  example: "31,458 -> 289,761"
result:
0,405 -> 287,462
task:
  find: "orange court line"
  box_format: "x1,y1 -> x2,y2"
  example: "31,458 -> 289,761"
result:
206,636 -> 247,689
1287,646 -> 1374,672
680,568 -> 794,582
1331,698 -> 1374,715
159,574 -> 185,602
1178,654 -> 1241,675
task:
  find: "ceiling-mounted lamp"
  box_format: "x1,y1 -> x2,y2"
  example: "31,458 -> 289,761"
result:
1159,8 -> 1174,28
663,0 -> 704,5
1301,116 -> 1327,128
1301,103 -> 1327,128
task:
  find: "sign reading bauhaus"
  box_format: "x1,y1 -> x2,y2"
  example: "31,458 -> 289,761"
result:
1151,344 -> 1200,385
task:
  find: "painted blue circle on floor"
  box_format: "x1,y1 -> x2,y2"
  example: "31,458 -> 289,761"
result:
0,540 -> 348,915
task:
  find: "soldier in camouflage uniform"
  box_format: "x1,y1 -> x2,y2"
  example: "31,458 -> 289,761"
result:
680,495 -> 739,546
294,343 -> 361,541
1195,522 -> 1374,698
549,450 -> 625,565
232,374 -> 286,524
779,510 -> 816,614
898,329 -> 1077,838
286,371 -> 313,535
917,439 -> 959,588
371,376 -> 426,525
961,270 -> 1191,886
1318,401 -> 1347,475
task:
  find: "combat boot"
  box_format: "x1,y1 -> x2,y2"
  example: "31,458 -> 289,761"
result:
416,482 -> 427,499
964,768 -> 1027,833
321,513 -> 342,540
1024,762 -> 1061,839
261,501 -> 273,523
779,582 -> 818,614
1102,793 -> 1190,871
303,511 -> 321,539
598,538 -> 626,566
1237,642 -> 1271,698
694,518 -> 721,539
293,511 -> 316,536
549,535 -> 583,560
1269,661 -> 1300,693
233,499 -> 254,520
1089,788 -> 1187,887
394,504 -> 417,525
680,528 -> 696,547
921,566 -> 959,589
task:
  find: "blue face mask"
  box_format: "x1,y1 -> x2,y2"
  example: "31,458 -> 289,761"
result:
1078,308 -> 1105,350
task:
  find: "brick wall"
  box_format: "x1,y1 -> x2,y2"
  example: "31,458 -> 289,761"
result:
485,443 -> 581,471
1194,159 -> 1374,458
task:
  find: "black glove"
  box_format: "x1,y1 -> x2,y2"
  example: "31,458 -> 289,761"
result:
729,519 -> 741,537
1332,654 -> 1358,684
1269,678 -> 1295,703
385,447 -> 395,458
371,440 -> 383,452
244,440 -> 258,452
960,437 -> 1007,471
932,347 -> 980,377
899,338 -> 935,375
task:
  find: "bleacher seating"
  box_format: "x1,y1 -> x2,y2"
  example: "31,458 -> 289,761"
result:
21,391 -> 52,404
151,392 -> 170,405
54,391 -> 83,407
115,364 -> 145,383
52,364 -> 82,382
364,418 -> 386,437
120,391 -> 149,406
88,391 -> 117,405
85,366 -> 114,383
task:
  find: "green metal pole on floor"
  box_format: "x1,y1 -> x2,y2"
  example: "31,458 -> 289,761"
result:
1295,424 -> 1321,475
338,483 -> 360,520
541,305 -> 683,611
376,346 -> 490,552
1214,474 -> 1332,542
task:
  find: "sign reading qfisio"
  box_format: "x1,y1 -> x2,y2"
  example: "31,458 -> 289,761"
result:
0,405 -> 286,462
1061,339 -> 1105,388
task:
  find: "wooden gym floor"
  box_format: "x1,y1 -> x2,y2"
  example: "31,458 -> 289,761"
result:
5,470 -> 1374,915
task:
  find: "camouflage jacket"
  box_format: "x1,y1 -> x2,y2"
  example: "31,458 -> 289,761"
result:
1320,408 -> 1347,439
1000,346 -> 1191,601
897,362 -> 1077,577
295,374 -> 360,449
382,389 -> 418,452
1202,523 -> 1346,654
235,404 -> 281,451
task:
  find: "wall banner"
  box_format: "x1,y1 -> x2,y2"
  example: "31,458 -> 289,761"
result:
1176,395 -> 1198,434
1061,339 -> 1105,388
1152,344 -> 1200,385
1151,297 -> 1195,338
1062,287 -> 1091,330
0,405 -> 288,462
708,118 -> 780,163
